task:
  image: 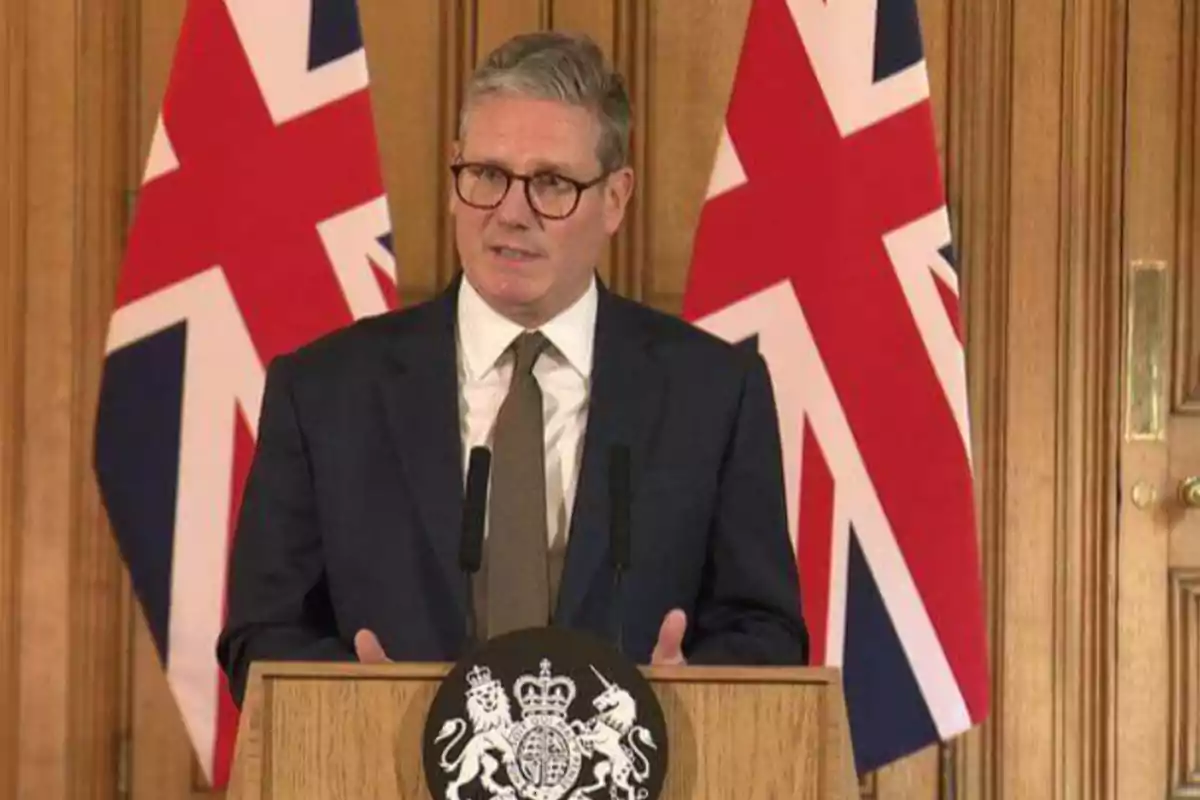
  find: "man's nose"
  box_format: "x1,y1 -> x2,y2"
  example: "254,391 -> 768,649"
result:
494,180 -> 537,227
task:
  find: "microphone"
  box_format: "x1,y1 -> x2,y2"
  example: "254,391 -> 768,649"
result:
608,444 -> 631,654
459,446 -> 491,649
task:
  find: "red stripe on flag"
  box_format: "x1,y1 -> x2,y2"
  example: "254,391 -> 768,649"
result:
684,0 -> 988,722
213,671 -> 239,788
371,262 -> 399,309
116,0 -> 385,362
933,274 -> 962,345
212,402 -> 257,785
104,0 -> 397,790
796,418 -> 834,666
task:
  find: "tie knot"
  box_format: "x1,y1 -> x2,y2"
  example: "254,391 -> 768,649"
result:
511,331 -> 551,376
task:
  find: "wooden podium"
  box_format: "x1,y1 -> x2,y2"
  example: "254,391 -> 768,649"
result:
227,662 -> 860,799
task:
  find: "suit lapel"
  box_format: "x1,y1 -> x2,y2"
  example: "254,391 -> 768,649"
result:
555,289 -> 665,624
371,280 -> 665,627
374,285 -> 467,618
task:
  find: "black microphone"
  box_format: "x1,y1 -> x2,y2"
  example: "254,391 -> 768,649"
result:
460,446 -> 491,649
608,444 -> 631,654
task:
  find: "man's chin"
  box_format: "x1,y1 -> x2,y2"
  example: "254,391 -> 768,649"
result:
499,296 -> 552,325
474,278 -> 550,323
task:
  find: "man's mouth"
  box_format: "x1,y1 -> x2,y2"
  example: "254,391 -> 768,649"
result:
490,244 -> 541,261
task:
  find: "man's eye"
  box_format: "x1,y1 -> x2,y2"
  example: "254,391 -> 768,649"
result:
468,165 -> 506,182
532,174 -> 572,192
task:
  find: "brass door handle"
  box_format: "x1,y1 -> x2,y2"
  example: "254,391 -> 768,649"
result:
1180,477 -> 1200,508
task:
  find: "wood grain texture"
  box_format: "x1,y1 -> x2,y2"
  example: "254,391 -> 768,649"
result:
17,0 -> 80,795
872,745 -> 939,800
70,2 -> 136,798
4,0 -> 134,793
1117,0 -> 1182,798
1174,0 -> 1199,414
642,0 -> 749,312
998,0 -> 1066,796
1052,2 -> 1126,800
136,0 -> 183,149
549,0 -> 614,51
0,0 -> 26,795
474,0 -> 546,65
550,0 -> 617,51
656,682 -> 823,799
129,609 -> 218,798
359,0 -> 447,298
229,663 -> 857,800
942,0 -> 1014,798
609,0 -> 645,299
917,0 -> 950,171
1166,13 -> 1200,800
948,0 -> 1016,795
439,0 -> 472,293
1169,570 -> 1200,796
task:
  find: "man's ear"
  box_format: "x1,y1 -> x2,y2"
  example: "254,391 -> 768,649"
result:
603,167 -> 635,235
448,143 -> 463,215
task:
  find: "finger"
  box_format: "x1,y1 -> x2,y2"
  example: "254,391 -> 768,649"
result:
354,628 -> 392,664
651,609 -> 688,665
652,609 -> 687,664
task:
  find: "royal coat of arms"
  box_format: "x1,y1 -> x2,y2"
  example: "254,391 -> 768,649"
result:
432,658 -> 659,800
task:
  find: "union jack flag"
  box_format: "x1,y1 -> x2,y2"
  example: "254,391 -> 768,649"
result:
93,0 -> 395,786
683,0 -> 990,772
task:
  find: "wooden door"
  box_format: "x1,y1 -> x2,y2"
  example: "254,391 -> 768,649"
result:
1118,0 -> 1199,798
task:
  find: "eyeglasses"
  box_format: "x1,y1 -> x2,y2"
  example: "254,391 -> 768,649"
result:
450,162 -> 609,220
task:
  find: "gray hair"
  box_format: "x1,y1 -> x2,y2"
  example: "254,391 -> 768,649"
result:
460,31 -> 632,173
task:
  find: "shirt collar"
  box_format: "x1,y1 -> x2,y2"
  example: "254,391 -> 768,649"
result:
457,274 -> 598,381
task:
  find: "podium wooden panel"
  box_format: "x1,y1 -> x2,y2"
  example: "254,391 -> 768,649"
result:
227,662 -> 860,799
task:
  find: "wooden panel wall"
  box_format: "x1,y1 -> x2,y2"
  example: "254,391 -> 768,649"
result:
0,0 -> 134,798
0,0 -> 1164,798
949,0 -> 1128,797
1170,0 -> 1199,418
0,0 -> 23,795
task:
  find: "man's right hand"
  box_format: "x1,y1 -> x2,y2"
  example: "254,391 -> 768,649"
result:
651,609 -> 688,666
354,629 -> 393,663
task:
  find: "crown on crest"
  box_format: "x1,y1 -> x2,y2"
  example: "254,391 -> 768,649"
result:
514,659 -> 576,719
466,664 -> 500,696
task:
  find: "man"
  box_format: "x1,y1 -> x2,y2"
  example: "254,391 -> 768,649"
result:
217,31 -> 807,706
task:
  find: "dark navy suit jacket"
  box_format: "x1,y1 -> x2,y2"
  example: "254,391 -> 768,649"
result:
217,278 -> 809,705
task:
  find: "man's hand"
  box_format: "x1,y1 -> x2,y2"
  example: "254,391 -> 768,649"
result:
358,617 -> 690,666
354,629 -> 393,663
650,609 -> 688,666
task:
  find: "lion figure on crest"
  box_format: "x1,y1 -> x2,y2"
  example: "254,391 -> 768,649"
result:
435,668 -> 517,800
570,667 -> 657,800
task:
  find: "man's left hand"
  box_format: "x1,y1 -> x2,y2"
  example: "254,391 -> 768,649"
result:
650,608 -> 688,666
354,628 -> 393,664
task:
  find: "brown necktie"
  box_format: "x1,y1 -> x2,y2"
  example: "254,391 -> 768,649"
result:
483,331 -> 552,638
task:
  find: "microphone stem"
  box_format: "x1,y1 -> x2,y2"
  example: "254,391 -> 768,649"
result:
612,566 -> 625,656
465,572 -> 477,651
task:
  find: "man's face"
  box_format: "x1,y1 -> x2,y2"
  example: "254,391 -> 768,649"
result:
451,93 -> 633,326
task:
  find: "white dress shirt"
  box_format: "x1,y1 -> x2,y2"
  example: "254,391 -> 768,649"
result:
456,275 -> 597,550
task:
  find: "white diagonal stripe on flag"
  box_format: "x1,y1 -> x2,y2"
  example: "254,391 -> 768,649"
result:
883,208 -> 972,463
106,268 -> 265,783
225,0 -> 369,124
698,280 -> 972,737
